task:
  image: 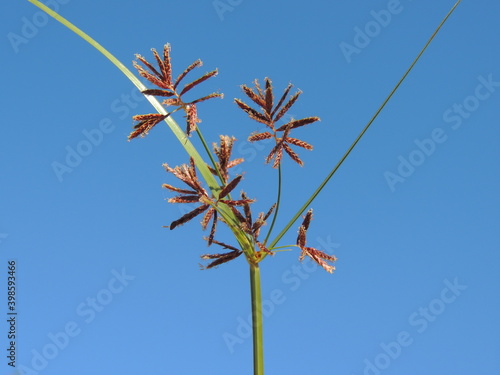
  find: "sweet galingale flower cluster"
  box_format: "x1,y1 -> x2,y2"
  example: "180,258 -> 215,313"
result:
130,44 -> 337,273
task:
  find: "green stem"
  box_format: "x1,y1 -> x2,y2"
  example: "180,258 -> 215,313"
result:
195,128 -> 223,183
264,164 -> 282,245
269,0 -> 462,249
250,264 -> 264,375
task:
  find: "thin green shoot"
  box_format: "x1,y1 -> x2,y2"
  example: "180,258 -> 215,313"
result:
269,0 -> 463,249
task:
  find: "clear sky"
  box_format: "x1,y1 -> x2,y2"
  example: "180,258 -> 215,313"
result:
1,1 -> 499,374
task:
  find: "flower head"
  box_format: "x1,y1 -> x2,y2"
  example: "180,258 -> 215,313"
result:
130,44 -> 222,140
296,209 -> 337,273
209,135 -> 244,183
163,157 -> 252,245
235,78 -> 319,167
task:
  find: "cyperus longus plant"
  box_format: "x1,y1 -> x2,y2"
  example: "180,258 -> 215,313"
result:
25,1 -> 462,374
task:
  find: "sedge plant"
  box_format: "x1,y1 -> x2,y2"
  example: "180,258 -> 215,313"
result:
25,1 -> 462,374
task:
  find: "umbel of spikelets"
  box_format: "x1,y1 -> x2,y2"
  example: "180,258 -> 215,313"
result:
129,44 -> 222,139
235,78 -> 319,168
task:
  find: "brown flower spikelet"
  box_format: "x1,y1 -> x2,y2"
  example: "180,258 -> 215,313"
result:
130,44 -> 222,139
296,209 -> 337,273
164,157 -> 251,245
235,78 -> 319,167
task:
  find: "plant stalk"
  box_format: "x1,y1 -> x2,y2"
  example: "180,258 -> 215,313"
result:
269,0 -> 463,248
264,164 -> 282,245
250,264 -> 264,375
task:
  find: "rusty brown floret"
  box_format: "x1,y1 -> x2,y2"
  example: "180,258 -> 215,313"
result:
296,209 -> 337,273
163,157 -> 252,246
235,78 -> 319,167
129,44 -> 222,140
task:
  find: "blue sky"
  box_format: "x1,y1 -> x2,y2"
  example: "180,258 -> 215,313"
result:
1,0 -> 499,374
